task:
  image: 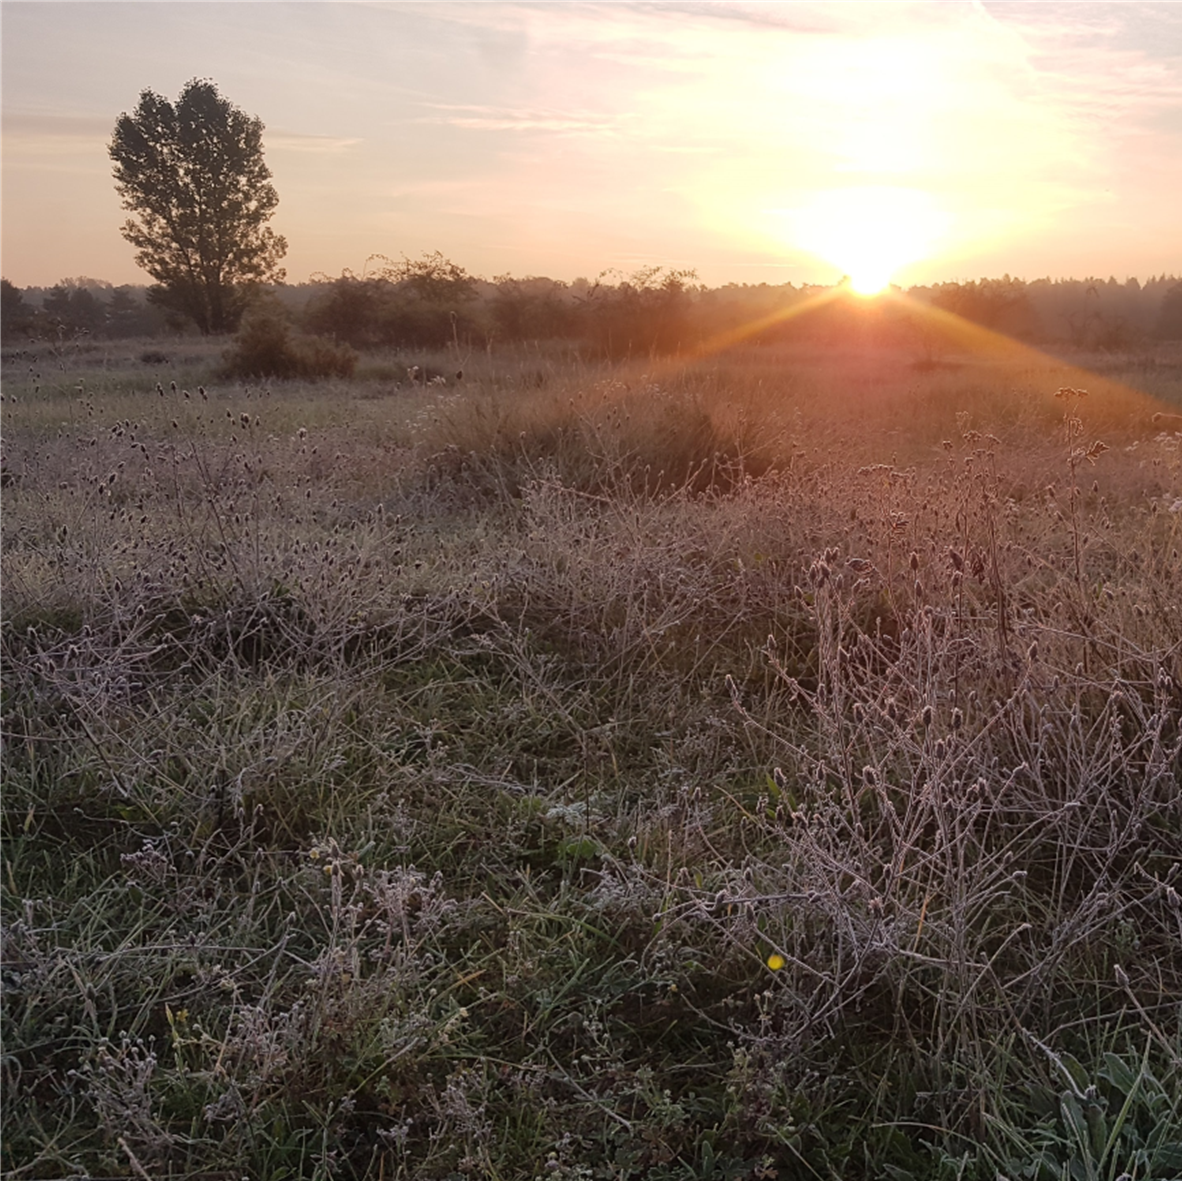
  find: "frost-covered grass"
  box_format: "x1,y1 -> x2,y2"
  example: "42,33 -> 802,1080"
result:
3,337 -> 1180,1179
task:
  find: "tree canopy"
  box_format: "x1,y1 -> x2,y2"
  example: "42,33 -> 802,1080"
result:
109,78 -> 286,334
1,279 -> 35,339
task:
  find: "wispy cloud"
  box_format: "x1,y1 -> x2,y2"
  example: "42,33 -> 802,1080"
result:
0,110 -> 112,171
268,132 -> 363,154
419,102 -> 625,136
2,110 -> 111,143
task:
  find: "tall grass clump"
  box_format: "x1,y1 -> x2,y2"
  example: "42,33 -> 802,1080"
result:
222,307 -> 358,380
2,339 -> 1180,1179
417,369 -> 790,502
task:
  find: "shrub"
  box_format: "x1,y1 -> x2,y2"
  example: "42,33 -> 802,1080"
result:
221,308 -> 357,379
583,266 -> 696,358
490,275 -> 580,343
303,275 -> 389,348
305,255 -> 484,350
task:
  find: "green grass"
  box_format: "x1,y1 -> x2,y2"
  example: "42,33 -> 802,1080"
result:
3,336 -> 1181,1179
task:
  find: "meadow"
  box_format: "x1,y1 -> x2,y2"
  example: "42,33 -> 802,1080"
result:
2,330 -> 1181,1180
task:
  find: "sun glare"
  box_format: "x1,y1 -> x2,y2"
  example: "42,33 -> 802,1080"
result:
849,268 -> 891,297
776,186 -> 948,294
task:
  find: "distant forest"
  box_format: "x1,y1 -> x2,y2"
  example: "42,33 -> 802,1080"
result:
3,268 -> 1181,356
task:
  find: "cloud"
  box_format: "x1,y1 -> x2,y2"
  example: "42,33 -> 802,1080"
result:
419,102 -> 625,136
0,110 -> 112,170
628,1 -> 837,36
2,110 -> 111,143
267,132 -> 363,154
2,111 -> 111,137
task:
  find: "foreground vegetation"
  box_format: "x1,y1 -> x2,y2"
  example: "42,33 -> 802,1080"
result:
2,333 -> 1181,1179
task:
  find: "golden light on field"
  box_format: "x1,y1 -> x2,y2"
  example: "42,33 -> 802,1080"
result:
775,187 -> 951,295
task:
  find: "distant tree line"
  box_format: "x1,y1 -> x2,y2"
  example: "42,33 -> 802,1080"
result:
915,274 -> 1182,349
4,267 -> 1181,356
299,256 -> 699,359
1,277 -> 171,341
298,268 -> 1182,355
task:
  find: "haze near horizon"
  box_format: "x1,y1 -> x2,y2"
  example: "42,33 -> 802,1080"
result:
3,1 -> 1180,292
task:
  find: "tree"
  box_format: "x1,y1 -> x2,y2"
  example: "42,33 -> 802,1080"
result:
1,279 -> 37,339
582,266 -> 697,358
490,275 -> 577,343
930,276 -> 1037,336
43,278 -> 110,337
106,286 -> 167,338
305,253 -> 481,350
370,251 -> 477,305
304,275 -> 390,349
1156,281 -> 1182,341
109,78 -> 287,335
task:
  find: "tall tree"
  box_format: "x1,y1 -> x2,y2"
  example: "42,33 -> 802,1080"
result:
109,78 -> 287,335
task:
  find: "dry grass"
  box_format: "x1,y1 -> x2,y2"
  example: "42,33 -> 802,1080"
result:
2,336 -> 1181,1179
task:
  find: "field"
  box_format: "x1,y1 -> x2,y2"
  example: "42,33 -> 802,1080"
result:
2,332 -> 1181,1180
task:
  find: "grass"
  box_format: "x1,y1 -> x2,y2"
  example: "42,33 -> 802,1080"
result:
2,333 -> 1181,1180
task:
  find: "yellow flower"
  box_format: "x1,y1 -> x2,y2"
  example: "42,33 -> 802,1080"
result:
767,953 -> 786,971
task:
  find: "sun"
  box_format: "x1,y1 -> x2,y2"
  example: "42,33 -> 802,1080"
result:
776,186 -> 948,293
849,267 -> 892,297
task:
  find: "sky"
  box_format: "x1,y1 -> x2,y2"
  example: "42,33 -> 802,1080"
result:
2,1 -> 1181,291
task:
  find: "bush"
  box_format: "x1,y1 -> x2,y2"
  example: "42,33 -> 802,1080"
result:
583,266 -> 696,358
221,309 -> 357,379
303,275 -> 389,348
305,256 -> 485,350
